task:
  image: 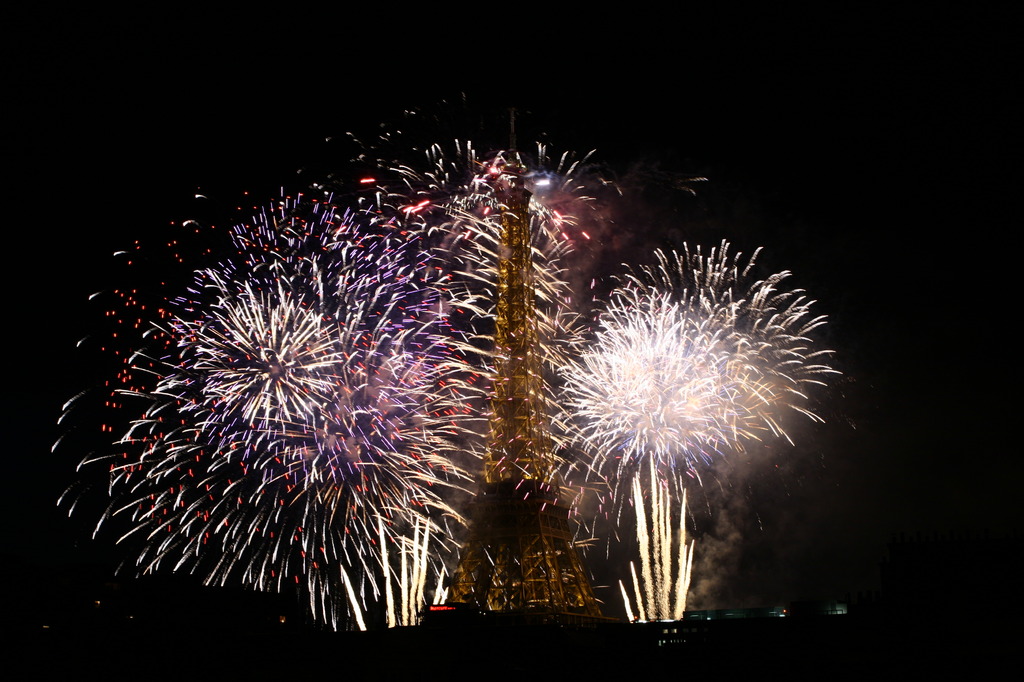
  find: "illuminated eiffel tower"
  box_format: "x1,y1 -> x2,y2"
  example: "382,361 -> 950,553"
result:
444,148 -> 605,624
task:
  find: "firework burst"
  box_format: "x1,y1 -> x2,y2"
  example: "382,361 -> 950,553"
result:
62,193 -> 468,629
60,135 -> 611,629
344,141 -> 608,458
561,241 -> 837,506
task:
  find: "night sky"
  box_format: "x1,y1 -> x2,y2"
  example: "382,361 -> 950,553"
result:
7,8 -> 1020,621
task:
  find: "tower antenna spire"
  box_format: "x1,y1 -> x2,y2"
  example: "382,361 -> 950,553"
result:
509,107 -> 517,151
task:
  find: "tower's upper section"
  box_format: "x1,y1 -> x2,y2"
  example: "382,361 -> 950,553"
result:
481,153 -> 558,500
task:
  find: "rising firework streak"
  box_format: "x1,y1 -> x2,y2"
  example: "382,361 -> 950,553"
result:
621,461 -> 694,622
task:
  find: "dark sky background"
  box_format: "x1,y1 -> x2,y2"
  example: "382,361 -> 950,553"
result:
7,8 -> 1019,620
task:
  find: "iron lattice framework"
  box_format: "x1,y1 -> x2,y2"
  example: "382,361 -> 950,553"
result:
446,154 -> 604,623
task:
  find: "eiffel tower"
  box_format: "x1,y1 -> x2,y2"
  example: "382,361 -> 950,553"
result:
444,149 -> 604,624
